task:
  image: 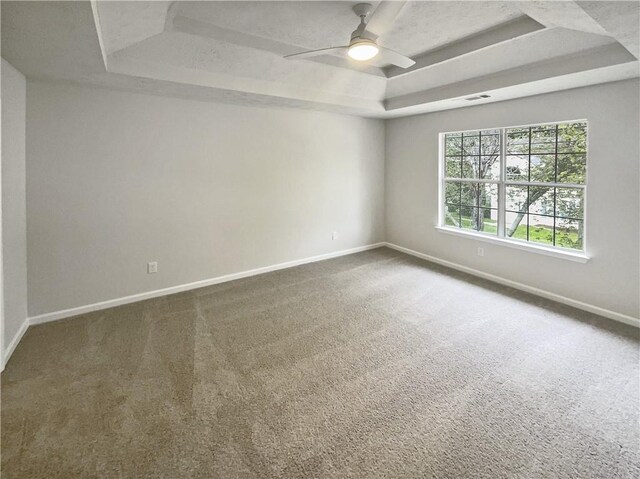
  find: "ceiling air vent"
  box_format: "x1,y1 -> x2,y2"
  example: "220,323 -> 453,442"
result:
465,94 -> 491,101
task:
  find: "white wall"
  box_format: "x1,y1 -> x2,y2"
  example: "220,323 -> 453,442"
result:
26,81 -> 385,316
1,59 -> 28,352
386,79 -> 640,320
20,78 -> 640,325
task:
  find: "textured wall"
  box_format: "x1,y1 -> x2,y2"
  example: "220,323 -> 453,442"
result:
1,59 -> 28,350
385,79 -> 640,319
26,81 -> 385,316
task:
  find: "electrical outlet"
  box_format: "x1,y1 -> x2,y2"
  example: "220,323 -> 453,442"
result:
147,261 -> 158,274
477,247 -> 484,257
332,231 -> 338,240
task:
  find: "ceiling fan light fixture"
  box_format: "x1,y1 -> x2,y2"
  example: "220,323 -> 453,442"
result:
347,41 -> 379,61
284,2 -> 415,69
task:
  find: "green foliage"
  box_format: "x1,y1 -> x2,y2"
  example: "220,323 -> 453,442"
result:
505,122 -> 586,184
556,188 -> 584,219
445,130 -> 501,231
445,122 -> 586,250
450,214 -> 582,250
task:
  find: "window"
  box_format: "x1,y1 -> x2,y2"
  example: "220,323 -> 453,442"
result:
440,121 -> 587,253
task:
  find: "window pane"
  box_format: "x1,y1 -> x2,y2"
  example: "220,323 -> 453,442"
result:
444,181 -> 460,204
557,153 -> 586,184
463,135 -> 480,155
445,157 -> 461,178
530,126 -> 556,154
441,122 -> 586,252
506,155 -> 528,181
530,154 -> 555,182
461,156 -> 476,178
480,132 -> 500,156
557,122 -> 586,153
445,135 -> 462,156
505,185 -> 528,212
460,205 -> 475,230
528,215 -> 554,246
479,183 -> 498,209
445,181 -> 498,234
557,141 -> 583,154
478,208 -> 498,234
507,128 -> 529,154
482,129 -> 500,136
479,155 -> 500,179
459,206 -> 495,233
445,204 -> 460,227
460,183 -> 477,206
528,186 -> 554,216
555,218 -> 583,250
504,211 -> 524,239
556,187 -> 584,219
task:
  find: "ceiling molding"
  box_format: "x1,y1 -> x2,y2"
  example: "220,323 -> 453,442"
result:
576,1 -> 639,59
96,1 -> 170,56
385,16 -> 545,78
383,63 -> 639,119
170,15 -> 299,56
107,53 -> 385,114
516,1 -> 608,36
168,14 -> 385,77
520,0 -> 640,60
3,1 -> 638,119
385,43 -> 637,111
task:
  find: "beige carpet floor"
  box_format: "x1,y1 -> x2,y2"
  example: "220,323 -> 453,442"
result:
1,247 -> 639,478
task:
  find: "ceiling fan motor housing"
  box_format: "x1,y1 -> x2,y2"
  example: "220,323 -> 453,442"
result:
352,3 -> 373,18
350,3 -> 377,45
283,2 -> 415,69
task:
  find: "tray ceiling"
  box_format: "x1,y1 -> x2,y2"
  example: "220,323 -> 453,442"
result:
2,1 -> 638,118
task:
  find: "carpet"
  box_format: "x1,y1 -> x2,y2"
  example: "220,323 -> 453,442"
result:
2,247 -> 639,477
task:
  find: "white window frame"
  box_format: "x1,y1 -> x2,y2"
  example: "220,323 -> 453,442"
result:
436,120 -> 589,263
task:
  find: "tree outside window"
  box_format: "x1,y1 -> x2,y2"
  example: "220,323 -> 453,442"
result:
442,121 -> 587,251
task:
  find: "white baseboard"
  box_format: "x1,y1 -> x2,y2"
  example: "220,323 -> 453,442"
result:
28,242 -> 386,326
5,239 -> 635,370
385,242 -> 640,329
2,318 -> 29,372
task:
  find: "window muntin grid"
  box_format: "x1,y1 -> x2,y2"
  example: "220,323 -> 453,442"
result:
441,121 -> 587,251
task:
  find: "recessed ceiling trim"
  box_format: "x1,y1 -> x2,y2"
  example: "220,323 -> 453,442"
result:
576,1 -> 640,59
383,63 -> 639,119
168,14 -> 385,78
385,43 -> 637,111
4,1 -> 638,119
107,53 -> 385,113
170,15 -> 298,57
517,0 -> 608,36
385,16 -> 545,78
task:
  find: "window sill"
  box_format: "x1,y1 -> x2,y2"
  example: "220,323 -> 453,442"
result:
434,226 -> 590,263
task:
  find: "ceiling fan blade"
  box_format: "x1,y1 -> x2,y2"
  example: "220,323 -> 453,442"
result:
284,46 -> 348,60
376,46 -> 415,69
363,1 -> 407,39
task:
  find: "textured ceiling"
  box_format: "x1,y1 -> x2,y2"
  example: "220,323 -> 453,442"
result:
171,1 -> 364,52
386,27 -> 616,98
2,1 -> 639,118
99,1 -> 526,59
96,1 -> 171,55
380,1 -> 523,56
117,30 -> 387,100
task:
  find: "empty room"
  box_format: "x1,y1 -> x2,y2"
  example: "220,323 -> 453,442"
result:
1,0 -> 639,477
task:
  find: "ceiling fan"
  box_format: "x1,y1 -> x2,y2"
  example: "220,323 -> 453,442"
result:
284,2 -> 416,69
